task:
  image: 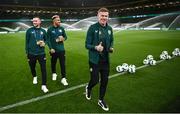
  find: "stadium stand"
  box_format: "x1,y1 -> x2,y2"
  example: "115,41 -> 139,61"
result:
0,0 -> 179,32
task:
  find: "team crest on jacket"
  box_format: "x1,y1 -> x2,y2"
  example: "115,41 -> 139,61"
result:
108,30 -> 111,35
59,29 -> 62,32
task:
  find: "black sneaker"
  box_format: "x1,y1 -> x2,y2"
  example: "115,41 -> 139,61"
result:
85,85 -> 91,100
98,100 -> 109,111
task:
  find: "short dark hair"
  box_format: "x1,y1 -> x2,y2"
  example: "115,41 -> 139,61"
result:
98,7 -> 109,13
32,16 -> 41,22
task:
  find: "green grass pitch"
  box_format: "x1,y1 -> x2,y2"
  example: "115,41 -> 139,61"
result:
0,30 -> 180,112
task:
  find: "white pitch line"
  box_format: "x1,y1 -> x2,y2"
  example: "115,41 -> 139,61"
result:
0,58 -> 168,112
0,84 -> 87,112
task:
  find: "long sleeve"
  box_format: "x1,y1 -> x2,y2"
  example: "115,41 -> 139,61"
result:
110,28 -> 114,48
85,25 -> 96,51
43,30 -> 47,44
25,29 -> 30,54
62,28 -> 67,41
46,29 -> 52,49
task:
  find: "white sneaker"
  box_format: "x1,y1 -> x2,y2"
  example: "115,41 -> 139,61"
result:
41,85 -> 49,93
98,100 -> 109,111
85,85 -> 91,100
33,76 -> 37,84
61,78 -> 68,86
52,73 -> 57,81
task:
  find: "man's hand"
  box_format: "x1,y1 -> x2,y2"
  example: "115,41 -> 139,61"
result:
95,42 -> 104,52
50,49 -> 55,53
39,41 -> 45,47
59,36 -> 65,42
37,41 -> 40,45
37,40 -> 45,47
56,36 -> 64,42
109,47 -> 114,53
56,38 -> 60,42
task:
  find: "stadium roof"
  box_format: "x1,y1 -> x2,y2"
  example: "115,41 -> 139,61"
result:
0,0 -> 160,8
0,0 -> 179,19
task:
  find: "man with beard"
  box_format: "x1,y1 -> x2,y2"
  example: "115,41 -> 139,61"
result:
26,17 -> 49,93
47,15 -> 68,86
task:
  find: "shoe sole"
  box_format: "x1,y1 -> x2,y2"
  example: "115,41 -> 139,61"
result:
42,90 -> 48,93
33,81 -> 37,84
85,95 -> 91,100
85,86 -> 91,100
41,89 -> 49,93
52,79 -> 57,81
52,76 -> 57,81
98,102 -> 109,111
61,83 -> 68,86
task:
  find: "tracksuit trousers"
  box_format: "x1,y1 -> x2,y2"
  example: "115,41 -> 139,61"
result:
87,61 -> 109,100
50,51 -> 66,78
27,54 -> 47,85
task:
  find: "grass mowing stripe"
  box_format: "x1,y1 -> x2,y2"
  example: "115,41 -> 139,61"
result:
0,58 -> 171,112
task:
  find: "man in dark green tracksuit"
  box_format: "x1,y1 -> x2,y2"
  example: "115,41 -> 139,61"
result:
25,17 -> 49,93
47,15 -> 68,86
85,8 -> 114,111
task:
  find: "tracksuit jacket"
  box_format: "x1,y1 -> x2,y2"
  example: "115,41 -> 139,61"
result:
85,22 -> 114,64
47,26 -> 67,52
25,27 -> 47,55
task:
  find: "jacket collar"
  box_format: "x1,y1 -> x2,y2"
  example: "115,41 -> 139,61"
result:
97,22 -> 108,28
33,26 -> 41,30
